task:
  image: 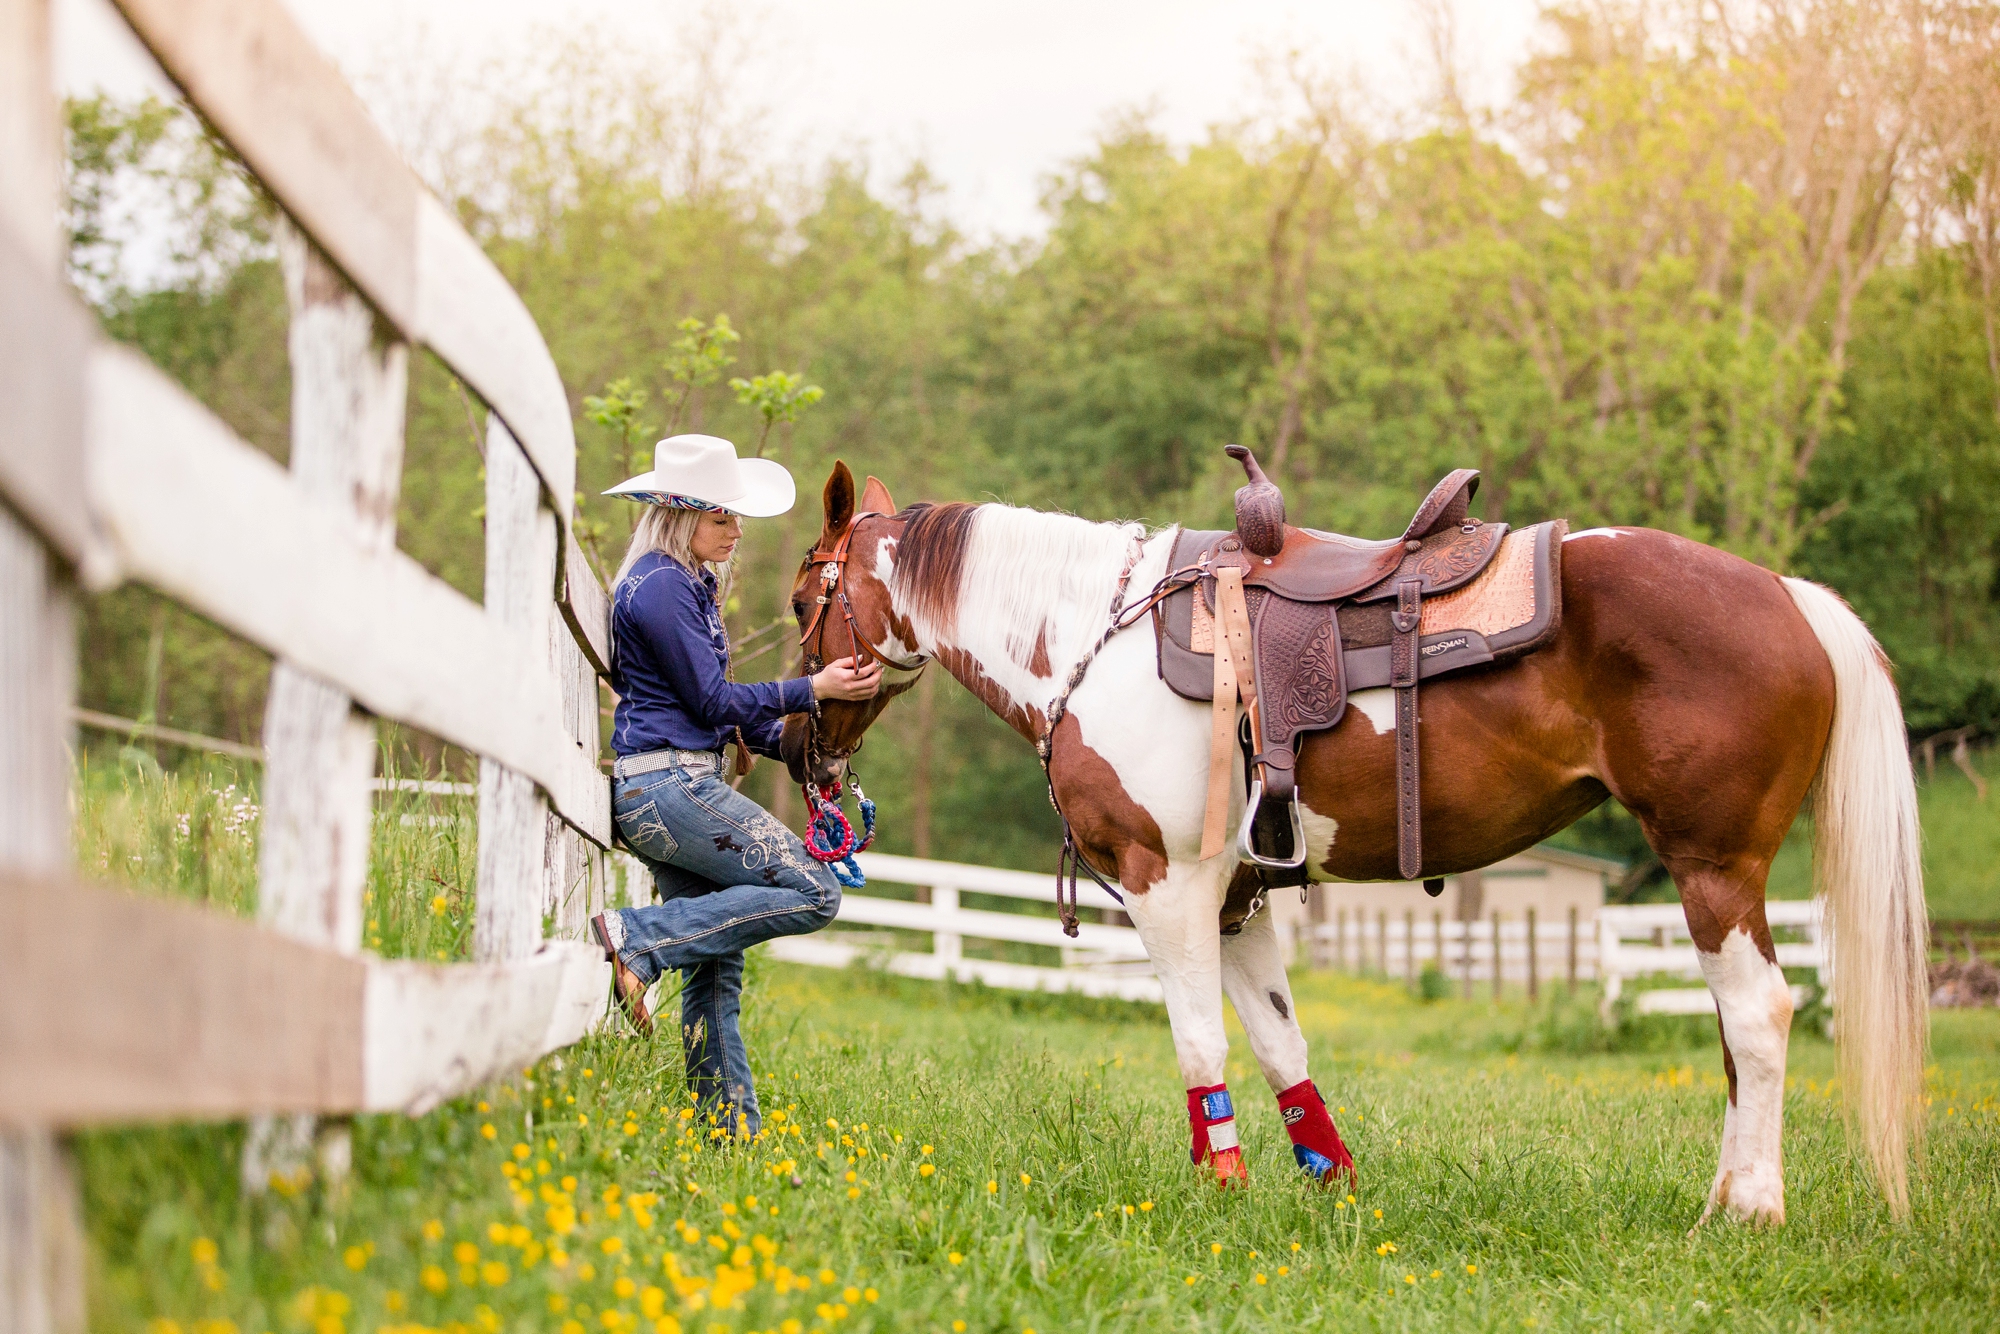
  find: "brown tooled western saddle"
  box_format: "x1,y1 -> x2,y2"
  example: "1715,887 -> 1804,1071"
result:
1153,445 -> 1566,894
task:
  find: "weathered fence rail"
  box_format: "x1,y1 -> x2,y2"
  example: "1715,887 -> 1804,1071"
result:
1,1 -> 620,1326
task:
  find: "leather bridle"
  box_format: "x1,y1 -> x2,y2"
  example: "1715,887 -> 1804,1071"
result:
794,512 -> 928,772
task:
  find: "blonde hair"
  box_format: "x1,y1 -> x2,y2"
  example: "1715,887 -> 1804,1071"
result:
614,505 -> 734,603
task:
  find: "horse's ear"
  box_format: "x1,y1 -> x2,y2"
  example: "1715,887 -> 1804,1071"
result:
859,475 -> 896,516
822,462 -> 856,533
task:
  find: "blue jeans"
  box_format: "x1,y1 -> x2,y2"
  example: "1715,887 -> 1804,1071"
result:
608,762 -> 840,1136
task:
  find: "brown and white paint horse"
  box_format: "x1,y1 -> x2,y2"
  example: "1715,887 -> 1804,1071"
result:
782,463 -> 1929,1223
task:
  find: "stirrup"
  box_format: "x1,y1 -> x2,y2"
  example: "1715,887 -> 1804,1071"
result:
1238,778 -> 1308,870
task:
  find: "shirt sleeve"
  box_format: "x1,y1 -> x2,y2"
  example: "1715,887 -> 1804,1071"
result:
628,565 -> 818,735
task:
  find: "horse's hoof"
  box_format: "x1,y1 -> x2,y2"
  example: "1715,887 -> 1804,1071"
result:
1211,1146 -> 1248,1187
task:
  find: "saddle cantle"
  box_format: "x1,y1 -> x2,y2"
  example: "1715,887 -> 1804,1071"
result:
1155,447 -> 1566,891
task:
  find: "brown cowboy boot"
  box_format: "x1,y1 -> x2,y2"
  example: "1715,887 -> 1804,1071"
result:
590,913 -> 653,1037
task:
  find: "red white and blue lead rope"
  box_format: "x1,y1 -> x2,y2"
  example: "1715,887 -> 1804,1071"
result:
803,779 -> 875,888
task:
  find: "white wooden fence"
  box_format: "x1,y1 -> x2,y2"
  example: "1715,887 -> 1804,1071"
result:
1598,900 -> 1826,1016
760,852 -> 1164,1002
1307,906 -> 1596,997
742,854 -> 1830,1023
1,2 -> 620,1326
1307,901 -> 1827,1017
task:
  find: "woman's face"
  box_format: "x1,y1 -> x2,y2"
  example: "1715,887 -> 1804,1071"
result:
689,511 -> 743,565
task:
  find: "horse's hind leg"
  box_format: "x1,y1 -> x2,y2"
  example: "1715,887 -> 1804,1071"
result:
1672,858 -> 1793,1226
1218,907 -> 1355,1182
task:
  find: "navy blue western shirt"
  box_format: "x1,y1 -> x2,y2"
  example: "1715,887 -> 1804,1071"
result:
609,552 -> 816,758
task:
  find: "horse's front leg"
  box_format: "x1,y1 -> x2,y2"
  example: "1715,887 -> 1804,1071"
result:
1121,857 -> 1247,1185
1218,905 -> 1356,1184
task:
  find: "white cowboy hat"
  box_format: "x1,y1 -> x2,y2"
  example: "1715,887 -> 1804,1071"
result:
602,434 -> 796,517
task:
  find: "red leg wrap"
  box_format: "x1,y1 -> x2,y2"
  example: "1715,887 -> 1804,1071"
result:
1278,1079 -> 1355,1184
1186,1084 -> 1248,1186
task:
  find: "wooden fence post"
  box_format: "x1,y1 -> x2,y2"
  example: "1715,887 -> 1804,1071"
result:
1405,909 -> 1416,989
1526,907 -> 1539,1002
477,418 -> 557,964
1,0 -> 86,1324
1491,909 -> 1503,1000
1567,905 -> 1579,994
244,224 -> 408,1194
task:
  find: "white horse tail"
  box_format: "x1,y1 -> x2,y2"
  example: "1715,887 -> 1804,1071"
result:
1782,576 -> 1929,1218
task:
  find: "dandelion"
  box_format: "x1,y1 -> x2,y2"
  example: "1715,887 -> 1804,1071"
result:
846,1187 -> 861,1199
953,1324 -> 966,1333
1289,1241 -> 1301,1252
1249,1251 -> 1258,1260
454,1242 -> 480,1265
423,1220 -> 445,1242
921,1144 -> 933,1155
481,1261 -> 508,1286
420,1265 -> 448,1293
191,1238 -> 219,1266
1121,1205 -> 1133,1216
600,1237 -> 623,1255
1184,1276 -> 1198,1286
864,1288 -> 878,1302
987,1180 -> 998,1194
1139,1201 -> 1153,1212
1019,1172 -> 1032,1186
1431,1270 -> 1442,1279
948,1252 -> 964,1266
920,1163 -> 935,1177
1255,1274 -> 1267,1285
1406,1274 -> 1417,1285
1466,1264 -> 1478,1275
1277,1266 -> 1289,1276
342,1246 -> 368,1271
430,895 -> 449,916
1374,1209 -> 1383,1220
1210,1243 -> 1223,1255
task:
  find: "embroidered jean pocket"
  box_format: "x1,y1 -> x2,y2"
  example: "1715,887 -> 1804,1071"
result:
615,794 -> 679,861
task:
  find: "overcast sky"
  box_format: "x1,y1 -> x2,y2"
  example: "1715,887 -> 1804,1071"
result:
55,0 -> 1546,240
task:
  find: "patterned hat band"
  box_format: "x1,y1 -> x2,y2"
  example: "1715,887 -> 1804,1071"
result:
629,491 -> 728,513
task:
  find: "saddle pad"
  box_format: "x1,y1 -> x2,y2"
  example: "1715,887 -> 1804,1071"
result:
1157,519 -> 1566,703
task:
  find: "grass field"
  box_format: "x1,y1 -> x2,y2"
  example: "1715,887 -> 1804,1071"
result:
69,754 -> 2000,1333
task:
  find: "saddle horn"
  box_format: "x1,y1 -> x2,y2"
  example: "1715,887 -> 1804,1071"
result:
1225,444 -> 1286,558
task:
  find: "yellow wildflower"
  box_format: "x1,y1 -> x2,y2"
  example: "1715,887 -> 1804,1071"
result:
420,1265 -> 448,1294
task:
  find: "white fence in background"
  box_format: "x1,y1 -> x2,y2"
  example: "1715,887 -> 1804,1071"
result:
754,852 -> 1164,1002
1308,907 -> 1596,996
749,854 -> 1832,1022
1599,900 -> 1826,1016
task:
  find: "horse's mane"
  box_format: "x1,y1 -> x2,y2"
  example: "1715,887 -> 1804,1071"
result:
892,502 -> 1149,678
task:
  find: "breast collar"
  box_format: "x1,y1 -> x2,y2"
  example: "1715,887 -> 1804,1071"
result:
797,512 -> 931,675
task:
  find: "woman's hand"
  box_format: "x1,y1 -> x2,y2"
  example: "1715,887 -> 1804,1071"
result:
812,656 -> 885,701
